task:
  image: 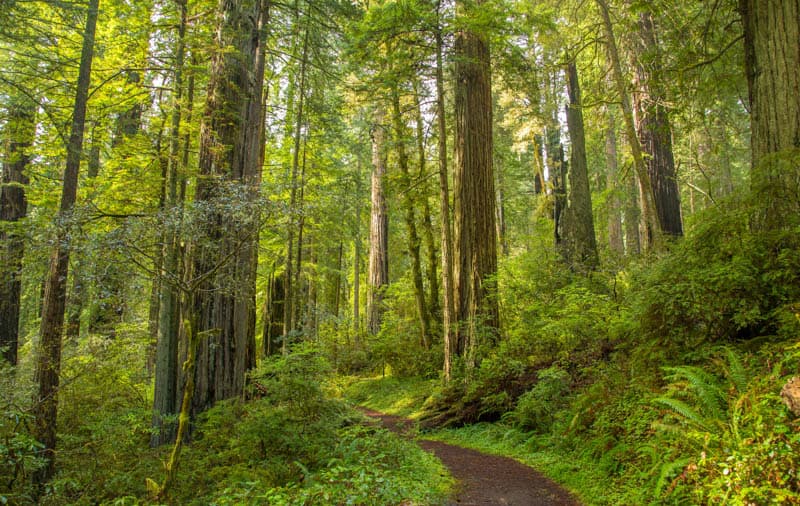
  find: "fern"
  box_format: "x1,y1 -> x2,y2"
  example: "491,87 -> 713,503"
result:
654,457 -> 691,497
721,347 -> 750,394
652,397 -> 710,430
663,366 -> 726,420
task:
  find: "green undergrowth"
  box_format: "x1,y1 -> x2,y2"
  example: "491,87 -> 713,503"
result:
340,202 -> 800,505
340,375 -> 438,419
3,342 -> 451,505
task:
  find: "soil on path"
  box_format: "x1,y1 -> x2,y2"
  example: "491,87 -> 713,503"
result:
359,408 -> 581,506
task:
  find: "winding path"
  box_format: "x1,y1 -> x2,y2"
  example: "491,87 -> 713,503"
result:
360,408 -> 581,506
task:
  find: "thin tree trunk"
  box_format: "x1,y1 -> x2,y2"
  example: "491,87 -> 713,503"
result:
391,85 -> 430,348
413,78 -> 440,325
605,108 -> 624,256
151,0 -> 187,447
596,0 -> 662,251
367,108 -> 389,335
32,0 -> 99,485
624,169 -> 641,255
435,1 -> 456,381
353,158 -> 362,337
283,26 -> 309,342
0,99 -> 35,366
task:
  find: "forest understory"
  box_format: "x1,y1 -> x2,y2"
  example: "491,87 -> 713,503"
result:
2,0 -> 800,504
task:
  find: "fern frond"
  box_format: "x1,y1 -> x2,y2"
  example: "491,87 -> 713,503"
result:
722,347 -> 750,394
653,397 -> 709,430
654,457 -> 691,497
664,366 -> 726,420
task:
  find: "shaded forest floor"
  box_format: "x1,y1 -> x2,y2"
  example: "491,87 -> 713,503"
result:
360,408 -> 581,506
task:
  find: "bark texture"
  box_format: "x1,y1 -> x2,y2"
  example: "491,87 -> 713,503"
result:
453,0 -> 499,364
631,10 -> 683,237
596,0 -> 661,251
32,0 -> 99,484
151,0 -> 188,447
367,109 -> 389,335
740,0 -> 800,230
190,0 -> 267,416
562,62 -> 599,271
0,99 -> 34,366
435,2 -> 456,381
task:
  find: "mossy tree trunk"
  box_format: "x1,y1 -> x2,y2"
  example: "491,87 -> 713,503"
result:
0,98 -> 34,366
562,61 -> 599,271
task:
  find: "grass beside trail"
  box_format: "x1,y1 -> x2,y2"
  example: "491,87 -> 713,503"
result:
341,375 -> 619,506
340,375 -> 438,419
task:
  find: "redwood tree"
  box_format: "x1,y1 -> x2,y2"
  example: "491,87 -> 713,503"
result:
190,0 -> 268,416
0,98 -> 35,366
739,0 -> 800,230
451,0 -> 499,370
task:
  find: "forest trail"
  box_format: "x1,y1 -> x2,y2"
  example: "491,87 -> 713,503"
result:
359,409 -> 581,506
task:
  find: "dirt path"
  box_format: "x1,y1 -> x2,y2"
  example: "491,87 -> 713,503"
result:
359,408 -> 581,506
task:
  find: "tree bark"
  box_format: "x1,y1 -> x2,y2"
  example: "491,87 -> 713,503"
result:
562,61 -> 599,271
367,108 -> 389,335
435,0 -> 456,381
453,0 -> 499,366
631,9 -> 683,237
262,267 -> 285,356
191,0 -> 267,416
32,0 -> 99,485
0,99 -> 35,366
151,0 -> 188,447
283,25 -> 309,341
740,0 -> 800,230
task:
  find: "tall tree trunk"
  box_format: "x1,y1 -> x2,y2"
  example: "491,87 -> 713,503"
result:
32,0 -> 99,485
562,61 -> 599,270
631,10 -> 683,237
65,125 -> 99,342
367,108 -> 389,335
495,161 -> 508,257
283,26 -> 309,341
151,0 -> 188,447
391,85 -> 430,348
353,158 -> 362,335
0,99 -> 35,366
191,0 -> 267,416
605,108 -> 624,256
740,0 -> 800,230
436,1 -> 456,380
413,78 -> 440,325
452,0 -> 499,367
596,0 -> 662,251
